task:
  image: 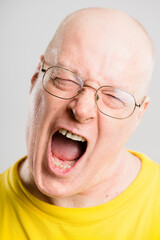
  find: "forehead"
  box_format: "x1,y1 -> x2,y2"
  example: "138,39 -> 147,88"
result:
46,14 -> 150,95
52,51 -> 140,96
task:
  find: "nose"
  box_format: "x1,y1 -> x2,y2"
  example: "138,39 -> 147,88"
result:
68,87 -> 97,124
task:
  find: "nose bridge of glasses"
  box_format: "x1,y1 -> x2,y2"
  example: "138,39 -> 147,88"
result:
83,84 -> 97,92
77,84 -> 98,100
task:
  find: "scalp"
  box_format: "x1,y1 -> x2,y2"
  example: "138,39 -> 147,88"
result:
45,8 -> 155,95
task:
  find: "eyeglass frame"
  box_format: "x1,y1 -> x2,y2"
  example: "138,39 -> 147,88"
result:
41,60 -> 146,120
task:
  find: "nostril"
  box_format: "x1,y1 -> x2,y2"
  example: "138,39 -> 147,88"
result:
68,105 -> 95,124
67,88 -> 97,123
69,108 -> 76,120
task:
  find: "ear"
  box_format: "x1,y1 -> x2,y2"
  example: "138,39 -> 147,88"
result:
30,55 -> 44,93
136,96 -> 150,125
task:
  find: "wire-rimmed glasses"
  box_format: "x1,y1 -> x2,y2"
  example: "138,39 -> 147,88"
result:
41,64 -> 145,119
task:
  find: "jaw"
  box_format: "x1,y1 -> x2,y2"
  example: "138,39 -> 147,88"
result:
26,122 -> 129,201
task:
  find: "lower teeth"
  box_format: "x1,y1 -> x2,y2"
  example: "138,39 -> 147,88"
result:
51,155 -> 75,170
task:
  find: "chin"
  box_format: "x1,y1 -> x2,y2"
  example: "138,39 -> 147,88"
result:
31,127 -> 90,198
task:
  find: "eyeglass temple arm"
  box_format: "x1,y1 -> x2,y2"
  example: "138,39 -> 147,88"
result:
136,96 -> 146,108
41,60 -> 46,73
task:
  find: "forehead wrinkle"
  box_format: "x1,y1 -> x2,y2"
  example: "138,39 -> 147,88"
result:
51,49 -> 146,97
44,8 -> 155,96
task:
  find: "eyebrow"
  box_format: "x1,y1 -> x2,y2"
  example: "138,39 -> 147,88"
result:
42,59 -> 84,87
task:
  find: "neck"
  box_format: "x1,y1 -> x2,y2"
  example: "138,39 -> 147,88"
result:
18,150 -> 141,208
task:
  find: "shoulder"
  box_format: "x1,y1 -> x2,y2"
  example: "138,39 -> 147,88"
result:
129,150 -> 160,169
128,150 -> 160,185
0,157 -> 27,196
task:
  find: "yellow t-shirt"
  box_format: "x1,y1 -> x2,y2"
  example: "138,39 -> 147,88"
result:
0,152 -> 160,240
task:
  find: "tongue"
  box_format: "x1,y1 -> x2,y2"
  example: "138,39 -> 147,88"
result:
51,132 -> 84,161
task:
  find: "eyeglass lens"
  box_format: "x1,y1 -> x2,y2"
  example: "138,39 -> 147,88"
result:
42,66 -> 136,119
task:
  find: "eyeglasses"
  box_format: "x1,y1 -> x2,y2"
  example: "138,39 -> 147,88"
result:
41,63 -> 145,119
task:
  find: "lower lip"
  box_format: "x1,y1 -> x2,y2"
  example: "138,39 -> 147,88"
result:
48,156 -> 77,174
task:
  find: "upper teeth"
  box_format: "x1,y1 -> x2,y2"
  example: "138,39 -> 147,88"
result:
59,128 -> 86,142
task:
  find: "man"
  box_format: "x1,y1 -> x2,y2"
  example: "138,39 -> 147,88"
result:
0,7 -> 159,239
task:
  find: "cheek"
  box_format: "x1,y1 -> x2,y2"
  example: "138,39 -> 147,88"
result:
28,86 -> 60,128
26,88 -> 47,148
99,116 -> 137,148
30,92 -> 46,127
26,88 -> 67,148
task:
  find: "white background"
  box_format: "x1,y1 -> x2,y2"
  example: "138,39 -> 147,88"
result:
0,0 -> 160,173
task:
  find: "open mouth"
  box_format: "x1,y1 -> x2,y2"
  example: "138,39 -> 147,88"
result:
50,128 -> 87,172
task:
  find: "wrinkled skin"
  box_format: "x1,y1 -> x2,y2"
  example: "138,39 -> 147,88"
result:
19,8 -> 154,208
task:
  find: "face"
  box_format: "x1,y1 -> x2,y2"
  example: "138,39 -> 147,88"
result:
26,16 -> 148,198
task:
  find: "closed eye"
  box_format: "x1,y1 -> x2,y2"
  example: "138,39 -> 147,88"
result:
48,75 -> 80,91
101,93 -> 126,109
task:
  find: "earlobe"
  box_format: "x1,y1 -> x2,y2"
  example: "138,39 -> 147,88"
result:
136,96 -> 150,125
143,96 -> 150,112
30,72 -> 39,93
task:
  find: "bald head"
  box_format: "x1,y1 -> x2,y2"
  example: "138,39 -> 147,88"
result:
44,8 -> 155,96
